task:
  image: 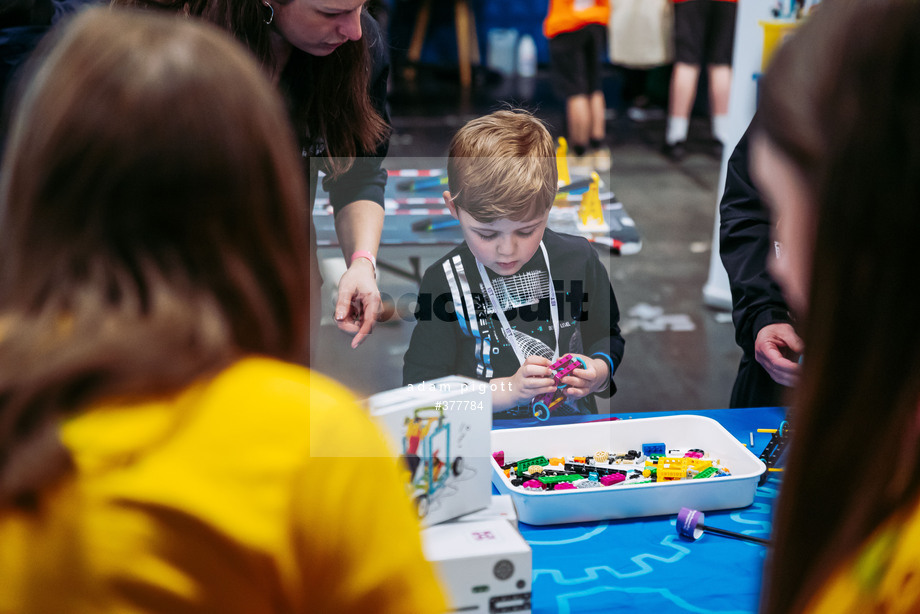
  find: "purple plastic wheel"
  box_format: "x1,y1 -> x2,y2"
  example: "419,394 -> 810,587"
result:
677,506 -> 705,541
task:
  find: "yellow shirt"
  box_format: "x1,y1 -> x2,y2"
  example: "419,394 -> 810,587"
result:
805,495 -> 920,613
0,357 -> 447,614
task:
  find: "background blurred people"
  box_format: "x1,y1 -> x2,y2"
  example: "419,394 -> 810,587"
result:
753,0 -> 920,611
0,8 -> 445,612
662,0 -> 736,160
544,0 -> 612,172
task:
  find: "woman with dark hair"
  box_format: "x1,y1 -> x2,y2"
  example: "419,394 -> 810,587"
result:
752,0 -> 920,612
116,0 -> 391,351
0,8 -> 444,612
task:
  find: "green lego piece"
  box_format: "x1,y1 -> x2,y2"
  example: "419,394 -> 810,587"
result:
515,456 -> 549,474
692,466 -> 720,480
536,474 -> 582,485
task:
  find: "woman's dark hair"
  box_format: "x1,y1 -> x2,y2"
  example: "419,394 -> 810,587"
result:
0,6 -> 311,507
115,0 -> 390,177
757,1 -> 920,612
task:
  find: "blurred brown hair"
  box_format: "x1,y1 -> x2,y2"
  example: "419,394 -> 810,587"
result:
756,1 -> 920,611
0,6 -> 311,507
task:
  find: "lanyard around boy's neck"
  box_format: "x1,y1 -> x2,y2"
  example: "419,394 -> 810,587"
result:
475,241 -> 559,366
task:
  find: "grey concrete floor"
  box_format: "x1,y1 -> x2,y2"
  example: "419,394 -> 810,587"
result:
312,66 -> 743,413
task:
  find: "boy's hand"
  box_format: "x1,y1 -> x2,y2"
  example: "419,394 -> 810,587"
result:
509,356 -> 557,406
562,355 -> 610,400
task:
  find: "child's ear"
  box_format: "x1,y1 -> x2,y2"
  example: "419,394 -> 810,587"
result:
443,191 -> 459,219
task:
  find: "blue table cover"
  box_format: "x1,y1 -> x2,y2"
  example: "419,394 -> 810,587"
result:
493,407 -> 786,614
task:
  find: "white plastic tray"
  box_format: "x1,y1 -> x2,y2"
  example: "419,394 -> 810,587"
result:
491,415 -> 766,526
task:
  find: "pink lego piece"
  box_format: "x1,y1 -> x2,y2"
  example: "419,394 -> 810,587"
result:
554,482 -> 576,490
493,451 -> 505,466
522,479 -> 544,491
600,473 -> 626,486
531,354 -> 587,420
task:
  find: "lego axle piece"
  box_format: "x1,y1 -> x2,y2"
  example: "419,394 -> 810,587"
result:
676,507 -> 771,546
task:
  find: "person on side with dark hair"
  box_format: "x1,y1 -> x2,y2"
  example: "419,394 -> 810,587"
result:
720,125 -> 803,409
752,0 -> 920,612
115,0 -> 392,352
0,8 -> 445,612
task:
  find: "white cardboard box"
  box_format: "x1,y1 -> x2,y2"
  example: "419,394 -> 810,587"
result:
448,494 -> 519,529
422,519 -> 532,614
492,415 -> 766,525
367,376 -> 492,527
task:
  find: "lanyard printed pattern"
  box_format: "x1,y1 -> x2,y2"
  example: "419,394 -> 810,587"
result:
476,242 -> 560,367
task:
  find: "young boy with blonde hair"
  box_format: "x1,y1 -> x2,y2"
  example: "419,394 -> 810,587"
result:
403,109 -> 625,419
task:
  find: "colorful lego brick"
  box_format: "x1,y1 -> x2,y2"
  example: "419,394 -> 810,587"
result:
492,451 -> 505,466
600,473 -> 626,486
515,456 -> 549,475
522,479 -> 544,491
689,459 -> 713,471
692,466 -> 720,480
642,443 -> 666,457
530,354 -> 586,421
536,474 -> 582,486
656,458 -> 691,481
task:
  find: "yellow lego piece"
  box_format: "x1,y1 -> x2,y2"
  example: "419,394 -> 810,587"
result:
654,457 -> 714,481
688,459 -> 713,472
657,465 -> 687,482
578,171 -> 606,229
556,136 -> 571,188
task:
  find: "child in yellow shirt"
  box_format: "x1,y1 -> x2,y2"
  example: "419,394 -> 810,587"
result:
0,8 -> 444,613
